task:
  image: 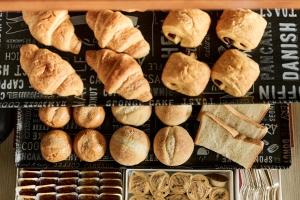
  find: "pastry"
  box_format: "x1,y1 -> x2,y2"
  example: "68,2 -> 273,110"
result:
155,105 -> 192,126
22,11 -> 81,54
187,175 -> 212,200
169,173 -> 192,194
86,10 -> 150,58
73,107 -> 105,128
38,107 -> 71,128
129,171 -> 150,195
40,130 -> 72,163
206,174 -> 228,188
153,126 -> 194,166
149,171 -> 170,198
211,49 -> 260,97
200,105 -> 268,140
229,104 -> 270,123
109,126 -> 150,166
111,106 -> 152,126
163,9 -> 211,48
20,44 -> 84,96
73,129 -> 106,162
162,52 -> 210,96
195,112 -> 264,169
86,49 -> 152,102
208,187 -> 229,200
166,194 -> 190,200
216,9 -> 267,50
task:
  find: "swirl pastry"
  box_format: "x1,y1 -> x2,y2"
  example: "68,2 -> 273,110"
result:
163,9 -> 211,48
129,195 -> 154,200
129,171 -> 150,195
169,173 -> 192,194
166,194 -> 190,200
211,49 -> 260,97
216,9 -> 267,50
187,175 -> 212,200
149,171 -> 170,198
86,10 -> 150,58
209,187 -> 229,200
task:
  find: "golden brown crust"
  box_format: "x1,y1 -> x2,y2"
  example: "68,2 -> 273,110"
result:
86,49 -> 152,102
22,10 -> 81,54
73,107 -> 105,128
20,44 -> 83,96
155,105 -> 192,126
216,9 -> 267,50
109,126 -> 150,166
163,9 -> 211,48
40,130 -> 72,163
211,49 -> 260,97
73,129 -> 106,162
153,126 -> 194,166
162,52 -> 210,96
86,10 -> 149,58
111,106 -> 152,126
38,107 -> 71,128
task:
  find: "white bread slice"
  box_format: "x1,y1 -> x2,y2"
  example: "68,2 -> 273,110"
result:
229,104 -> 270,123
199,105 -> 268,140
195,112 -> 264,169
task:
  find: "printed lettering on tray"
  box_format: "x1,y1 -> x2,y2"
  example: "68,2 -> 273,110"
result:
260,9 -> 298,18
257,156 -> 273,163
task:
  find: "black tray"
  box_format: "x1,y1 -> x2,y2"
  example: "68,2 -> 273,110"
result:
15,104 -> 292,169
1,10 -> 300,107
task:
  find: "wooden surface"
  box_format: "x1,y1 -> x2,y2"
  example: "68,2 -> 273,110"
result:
0,0 -> 300,11
0,104 -> 299,200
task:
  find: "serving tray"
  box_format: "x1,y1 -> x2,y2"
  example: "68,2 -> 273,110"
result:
15,104 -> 292,169
1,10 -> 300,107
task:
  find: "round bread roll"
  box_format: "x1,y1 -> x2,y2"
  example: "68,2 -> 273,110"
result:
73,129 -> 106,162
155,105 -> 192,126
154,126 -> 194,166
73,107 -> 105,128
109,126 -> 150,166
40,130 -> 72,163
211,49 -> 260,97
38,107 -> 71,128
111,106 -> 152,126
162,52 -> 210,96
216,9 -> 267,51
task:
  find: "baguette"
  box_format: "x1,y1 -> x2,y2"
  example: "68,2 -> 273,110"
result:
195,112 -> 264,169
229,104 -> 270,123
199,105 -> 268,140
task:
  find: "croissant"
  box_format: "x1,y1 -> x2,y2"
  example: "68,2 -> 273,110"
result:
86,10 -> 150,59
86,49 -> 152,102
20,44 -> 84,96
22,10 -> 82,54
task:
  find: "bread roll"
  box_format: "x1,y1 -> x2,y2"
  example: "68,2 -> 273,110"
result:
155,105 -> 192,126
153,126 -> 194,166
73,107 -> 105,128
163,9 -> 211,48
38,107 -> 71,128
195,112 -> 264,168
211,49 -> 260,97
40,130 -> 72,163
73,129 -> 106,162
109,126 -> 150,166
162,52 -> 210,96
216,9 -> 267,50
112,106 -> 152,126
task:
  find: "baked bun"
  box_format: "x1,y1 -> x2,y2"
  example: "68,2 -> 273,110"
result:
216,9 -> 267,50
109,126 -> 150,166
153,126 -> 194,166
163,9 -> 211,48
111,106 -> 152,126
38,107 -> 71,128
40,130 -> 72,163
73,107 -> 105,128
162,52 -> 210,96
211,49 -> 260,97
155,105 -> 192,126
73,129 -> 106,162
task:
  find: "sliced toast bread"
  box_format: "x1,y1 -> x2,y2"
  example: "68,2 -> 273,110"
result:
229,104 -> 270,123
